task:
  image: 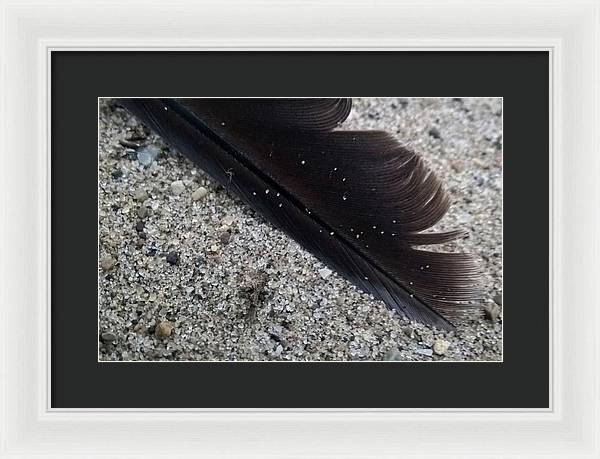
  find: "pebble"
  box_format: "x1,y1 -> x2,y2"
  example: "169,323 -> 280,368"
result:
170,180 -> 186,196
318,268 -> 332,279
473,158 -> 489,169
415,348 -> 433,357
451,161 -> 465,173
192,186 -> 209,201
221,215 -> 235,227
137,206 -> 150,219
384,347 -> 403,361
484,302 -> 501,322
119,138 -> 141,149
155,321 -> 175,339
100,255 -> 116,271
428,127 -> 441,139
166,252 -> 179,265
111,168 -> 123,179
493,293 -> 503,306
133,189 -> 148,202
433,339 -> 450,356
135,221 -> 145,232
136,145 -> 160,166
101,332 -> 117,343
218,231 -> 231,244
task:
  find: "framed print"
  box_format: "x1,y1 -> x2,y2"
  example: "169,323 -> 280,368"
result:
1,0 -> 599,458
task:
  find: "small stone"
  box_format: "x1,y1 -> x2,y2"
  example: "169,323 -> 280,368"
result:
451,161 -> 465,173
111,168 -> 123,179
209,244 -> 219,253
415,348 -> 433,357
166,252 -> 179,265
133,323 -> 146,334
136,144 -> 160,166
402,326 -> 414,338
428,127 -> 441,139
119,138 -> 141,149
100,255 -> 116,271
484,303 -> 501,322
218,231 -> 231,244
433,339 -> 450,356
207,253 -> 222,263
101,332 -> 117,343
221,215 -> 235,227
318,268 -> 332,279
493,293 -> 503,306
134,189 -> 148,202
192,186 -> 208,201
135,221 -> 145,232
155,321 -> 175,339
162,348 -> 175,358
137,206 -> 150,219
170,180 -> 185,196
274,344 -> 283,356
384,347 -> 402,361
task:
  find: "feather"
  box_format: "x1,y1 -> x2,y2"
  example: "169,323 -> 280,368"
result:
118,98 -> 482,330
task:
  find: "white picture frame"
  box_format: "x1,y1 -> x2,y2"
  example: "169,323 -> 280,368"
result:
1,0 -> 598,457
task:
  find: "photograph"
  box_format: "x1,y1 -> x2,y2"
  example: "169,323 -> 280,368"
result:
98,97 -> 503,362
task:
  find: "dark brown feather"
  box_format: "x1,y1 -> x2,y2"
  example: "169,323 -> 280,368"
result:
118,98 -> 482,330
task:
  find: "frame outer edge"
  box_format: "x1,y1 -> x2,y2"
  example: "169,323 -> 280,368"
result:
0,0 -> 599,457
